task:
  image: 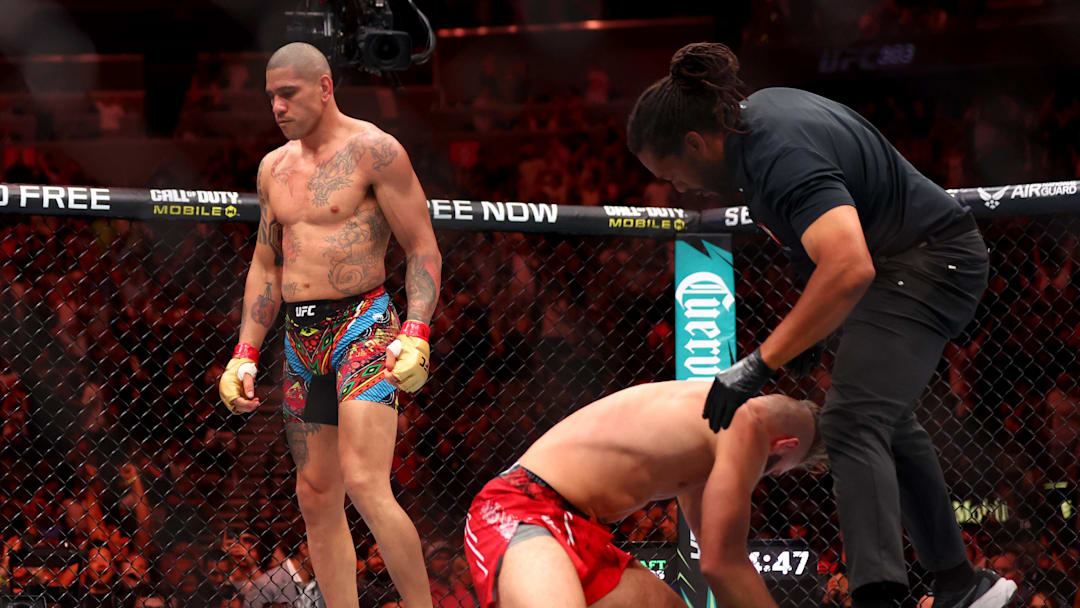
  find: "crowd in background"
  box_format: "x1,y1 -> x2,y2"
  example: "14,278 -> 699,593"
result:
2,1 -> 1080,607
426,0 -> 1060,38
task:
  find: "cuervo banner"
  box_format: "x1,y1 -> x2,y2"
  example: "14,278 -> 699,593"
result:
674,234 -> 736,606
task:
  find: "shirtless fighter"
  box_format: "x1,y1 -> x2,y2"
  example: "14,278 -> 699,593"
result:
217,43 -> 441,608
463,383 -> 824,608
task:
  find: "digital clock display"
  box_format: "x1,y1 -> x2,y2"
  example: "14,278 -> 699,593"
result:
680,523 -> 820,606
749,549 -> 810,575
747,540 -> 816,577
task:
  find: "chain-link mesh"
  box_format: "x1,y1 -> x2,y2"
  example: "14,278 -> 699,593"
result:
737,215 -> 1080,608
1,212 -> 1078,607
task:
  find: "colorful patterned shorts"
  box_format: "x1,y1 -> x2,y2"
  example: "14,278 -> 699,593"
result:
282,286 -> 399,425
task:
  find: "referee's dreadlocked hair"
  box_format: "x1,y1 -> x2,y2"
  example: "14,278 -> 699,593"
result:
627,42 -> 747,157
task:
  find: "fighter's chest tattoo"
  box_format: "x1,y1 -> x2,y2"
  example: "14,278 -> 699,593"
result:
306,139 -> 365,207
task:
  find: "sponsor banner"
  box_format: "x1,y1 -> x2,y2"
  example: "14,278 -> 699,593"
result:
426,200 -> 708,236
149,188 -> 243,219
149,189 -> 241,205
150,203 -> 241,219
674,234 -> 736,607
0,184 -> 113,212
948,180 -> 1080,214
701,205 -> 755,230
602,205 -> 689,233
674,236 -> 737,381
425,201 -> 700,236
4,181 -> 1077,231
0,183 -> 260,222
628,541 -> 677,588
427,199 -> 559,227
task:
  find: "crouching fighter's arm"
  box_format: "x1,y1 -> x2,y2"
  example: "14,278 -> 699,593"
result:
370,131 -> 441,393
694,407 -> 777,608
220,158 -> 283,413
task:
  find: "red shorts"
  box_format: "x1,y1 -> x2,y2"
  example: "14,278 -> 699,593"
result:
463,465 -> 633,608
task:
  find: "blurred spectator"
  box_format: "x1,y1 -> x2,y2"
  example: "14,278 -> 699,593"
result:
357,543 -> 396,606
425,539 -> 475,608
197,548 -> 240,605
222,527 -> 263,589
823,572 -> 853,607
80,544 -> 118,607
93,98 -> 126,135
158,541 -> 200,597
133,592 -> 168,608
243,539 -> 323,608
990,551 -> 1028,602
583,67 -> 611,105
450,555 -> 473,598
1027,591 -> 1060,607
116,553 -> 151,593
659,502 -> 678,541
641,178 -> 675,206
223,62 -> 252,92
1044,372 -> 1080,481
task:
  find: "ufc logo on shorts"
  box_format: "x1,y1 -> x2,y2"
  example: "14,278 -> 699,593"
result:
295,305 -> 315,318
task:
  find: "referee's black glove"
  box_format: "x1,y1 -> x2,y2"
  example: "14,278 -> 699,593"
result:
784,340 -> 826,379
703,349 -> 773,432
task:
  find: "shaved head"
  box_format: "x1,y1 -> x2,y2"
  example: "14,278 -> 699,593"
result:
752,393 -> 827,473
267,42 -> 332,81
265,42 -> 337,140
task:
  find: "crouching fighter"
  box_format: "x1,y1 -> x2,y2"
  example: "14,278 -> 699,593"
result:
464,382 -> 825,608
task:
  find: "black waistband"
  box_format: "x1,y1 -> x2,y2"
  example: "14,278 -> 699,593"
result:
506,464 -> 555,491
921,212 -> 978,246
284,286 -> 385,324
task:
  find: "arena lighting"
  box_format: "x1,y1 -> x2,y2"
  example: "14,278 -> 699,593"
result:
434,16 -> 713,38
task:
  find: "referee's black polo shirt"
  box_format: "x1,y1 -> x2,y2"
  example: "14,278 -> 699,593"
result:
723,87 -> 967,276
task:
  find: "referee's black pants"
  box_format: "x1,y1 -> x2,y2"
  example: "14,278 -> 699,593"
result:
820,221 -> 989,593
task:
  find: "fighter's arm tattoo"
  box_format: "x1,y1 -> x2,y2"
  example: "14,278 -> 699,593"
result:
239,159 -> 283,337
360,132 -> 436,321
256,173 -> 283,266
366,135 -> 398,171
269,150 -> 294,186
249,282 -> 278,329
285,422 -> 322,470
404,252 -> 440,324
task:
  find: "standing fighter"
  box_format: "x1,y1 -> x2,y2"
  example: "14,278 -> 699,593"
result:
628,43 -> 1014,608
464,384 -> 825,608
218,42 -> 440,608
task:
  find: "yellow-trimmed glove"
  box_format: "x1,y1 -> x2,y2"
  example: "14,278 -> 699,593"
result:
388,321 -> 430,393
219,343 -> 259,413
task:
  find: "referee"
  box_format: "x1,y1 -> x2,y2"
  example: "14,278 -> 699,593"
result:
627,43 -> 1014,608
